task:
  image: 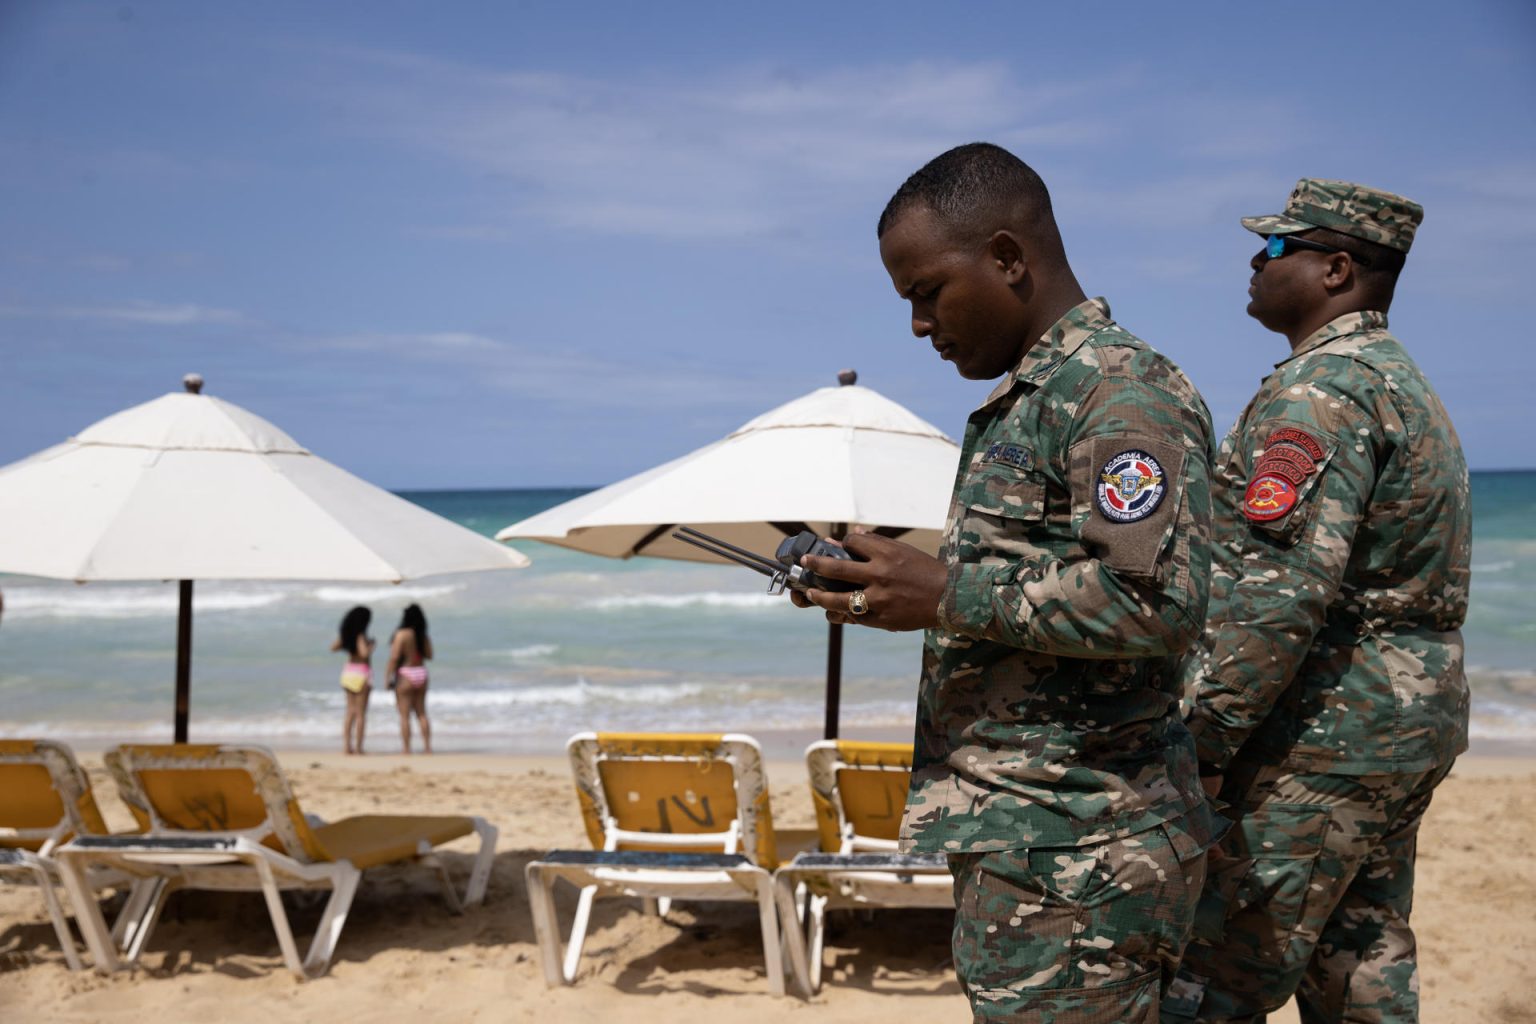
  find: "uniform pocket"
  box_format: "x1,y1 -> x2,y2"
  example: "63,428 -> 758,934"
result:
1024,844 -> 1103,905
1213,802 -> 1331,965
955,464 -> 1048,564
962,463 -> 1047,520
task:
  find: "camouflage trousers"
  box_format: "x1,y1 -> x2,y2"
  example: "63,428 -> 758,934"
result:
948,817 -> 1209,1023
1161,760 -> 1454,1023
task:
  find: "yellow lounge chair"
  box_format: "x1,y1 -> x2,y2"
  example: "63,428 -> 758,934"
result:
0,739 -> 157,970
54,743 -> 497,979
524,731 -> 815,996
773,740 -> 952,994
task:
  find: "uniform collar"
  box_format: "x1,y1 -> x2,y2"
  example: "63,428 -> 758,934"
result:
980,296 -> 1114,409
1281,309 -> 1389,364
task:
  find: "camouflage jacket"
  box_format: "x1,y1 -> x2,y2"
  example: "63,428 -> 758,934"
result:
902,297 -> 1216,854
1182,310 -> 1471,775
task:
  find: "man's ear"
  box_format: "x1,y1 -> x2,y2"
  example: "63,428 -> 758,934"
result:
987,230 -> 1027,284
1322,252 -> 1356,291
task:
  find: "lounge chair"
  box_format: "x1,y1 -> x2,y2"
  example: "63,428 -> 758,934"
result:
0,739 -> 155,970
773,740 -> 952,994
524,731 -> 816,995
54,743 -> 497,979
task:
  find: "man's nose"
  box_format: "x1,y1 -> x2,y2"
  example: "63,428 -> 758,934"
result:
1250,251 -> 1267,272
910,308 -> 934,337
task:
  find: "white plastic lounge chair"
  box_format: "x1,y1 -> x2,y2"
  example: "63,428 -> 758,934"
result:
54,743 -> 497,979
524,731 -> 816,996
0,739 -> 156,970
773,740 -> 952,994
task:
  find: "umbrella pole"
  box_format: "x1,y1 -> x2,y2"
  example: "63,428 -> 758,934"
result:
823,620 -> 843,739
175,579 -> 192,743
822,522 -> 850,740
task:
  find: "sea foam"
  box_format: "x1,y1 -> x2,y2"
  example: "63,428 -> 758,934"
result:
587,591 -> 784,611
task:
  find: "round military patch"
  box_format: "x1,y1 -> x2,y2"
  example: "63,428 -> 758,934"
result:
1096,450 -> 1167,523
1243,474 -> 1298,522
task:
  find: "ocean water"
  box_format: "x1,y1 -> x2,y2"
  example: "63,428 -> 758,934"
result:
2,476 -> 1532,754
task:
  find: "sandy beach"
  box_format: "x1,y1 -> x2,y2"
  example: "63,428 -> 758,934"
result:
3,746 -> 1533,1023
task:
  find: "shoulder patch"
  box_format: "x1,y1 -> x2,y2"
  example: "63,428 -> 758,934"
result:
1246,425 -> 1325,519
1254,445 -> 1315,484
1243,474 -> 1299,522
1096,449 -> 1166,523
1264,427 -> 1325,461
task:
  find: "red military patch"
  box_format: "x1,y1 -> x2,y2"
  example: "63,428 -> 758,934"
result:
1243,474 -> 1299,522
1263,427 -> 1324,461
1254,446 -> 1315,483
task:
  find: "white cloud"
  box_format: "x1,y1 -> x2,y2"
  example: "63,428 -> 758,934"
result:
317,330 -> 504,353
298,49 -> 1125,240
0,301 -> 250,326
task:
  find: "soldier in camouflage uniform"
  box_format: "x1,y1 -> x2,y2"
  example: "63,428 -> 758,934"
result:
791,142 -> 1219,1022
1162,180 -> 1471,1024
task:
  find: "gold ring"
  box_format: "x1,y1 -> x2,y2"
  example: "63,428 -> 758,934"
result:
847,590 -> 870,616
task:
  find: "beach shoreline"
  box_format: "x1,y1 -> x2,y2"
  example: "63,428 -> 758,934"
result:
53,727 -> 1535,766
3,746 -> 1534,1022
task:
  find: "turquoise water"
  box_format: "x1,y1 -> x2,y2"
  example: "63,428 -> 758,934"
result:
1,476 -> 1532,753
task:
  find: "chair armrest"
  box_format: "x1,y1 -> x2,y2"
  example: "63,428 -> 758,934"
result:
535,850 -> 752,869
786,852 -> 948,870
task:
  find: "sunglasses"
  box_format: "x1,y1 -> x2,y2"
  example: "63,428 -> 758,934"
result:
1263,234 -> 1371,267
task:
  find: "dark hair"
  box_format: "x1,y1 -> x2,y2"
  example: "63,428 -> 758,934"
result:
338,606 -> 371,659
877,142 -> 1056,247
1305,226 -> 1406,281
399,604 -> 429,656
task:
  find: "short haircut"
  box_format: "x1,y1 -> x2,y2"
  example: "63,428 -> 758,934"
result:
877,142 -> 1055,246
1305,226 -> 1407,281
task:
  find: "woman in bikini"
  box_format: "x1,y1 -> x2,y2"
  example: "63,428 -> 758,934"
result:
388,603 -> 434,754
331,605 -> 374,755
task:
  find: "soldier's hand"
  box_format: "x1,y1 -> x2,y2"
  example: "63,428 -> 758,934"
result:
789,532 -> 945,632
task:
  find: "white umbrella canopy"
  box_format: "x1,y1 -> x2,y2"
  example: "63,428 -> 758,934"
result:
0,375 -> 529,740
0,386 -> 529,581
497,372 -> 960,737
498,375 -> 958,561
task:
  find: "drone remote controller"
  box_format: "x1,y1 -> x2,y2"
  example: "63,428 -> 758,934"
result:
671,527 -> 863,594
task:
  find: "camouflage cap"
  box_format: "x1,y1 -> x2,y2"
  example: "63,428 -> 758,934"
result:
1241,178 -> 1423,253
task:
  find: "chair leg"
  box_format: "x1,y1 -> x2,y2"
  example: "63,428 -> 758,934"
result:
301,866 -> 361,978
54,854 -> 120,974
773,873 -> 815,998
805,893 -> 828,994
29,863 -> 84,971
120,877 -> 176,964
111,878 -> 157,945
250,856 -> 360,980
253,856 -> 307,978
523,863 -> 573,987
463,819 -> 496,906
425,818 -> 498,913
561,883 -> 598,983
423,853 -> 464,915
752,872 -> 786,997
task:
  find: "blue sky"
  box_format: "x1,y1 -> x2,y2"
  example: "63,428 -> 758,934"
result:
1,1 -> 1532,488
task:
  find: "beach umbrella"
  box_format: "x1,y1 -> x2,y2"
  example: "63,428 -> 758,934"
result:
0,374 -> 530,742
496,370 -> 959,738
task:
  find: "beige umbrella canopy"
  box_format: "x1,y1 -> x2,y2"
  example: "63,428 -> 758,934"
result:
497,371 -> 959,737
0,375 -> 529,740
